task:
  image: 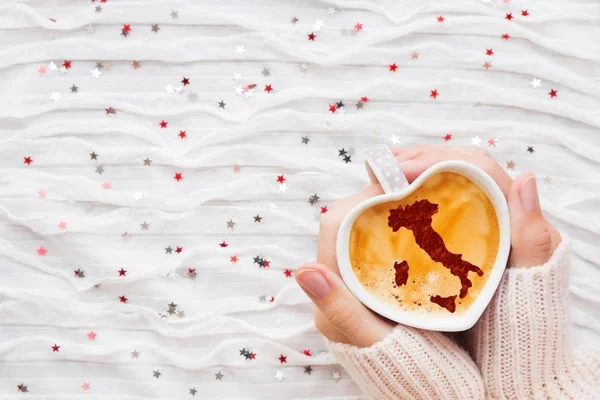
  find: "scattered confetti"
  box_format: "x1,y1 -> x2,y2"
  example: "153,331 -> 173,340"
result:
549,89 -> 557,98
389,63 -> 398,72
444,133 -> 452,141
471,136 -> 482,146
81,382 -> 90,391
87,331 -> 96,340
527,146 -> 535,153
531,78 -> 542,88
506,160 -> 516,169
430,89 -> 439,99
488,138 -> 498,147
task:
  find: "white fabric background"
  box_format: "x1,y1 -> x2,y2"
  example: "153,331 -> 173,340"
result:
1,0 -> 599,398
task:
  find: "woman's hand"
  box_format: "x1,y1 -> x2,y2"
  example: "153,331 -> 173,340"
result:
296,184 -> 395,348
392,145 -> 561,266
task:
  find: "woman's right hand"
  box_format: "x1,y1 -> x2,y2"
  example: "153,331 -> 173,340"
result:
391,145 -> 561,267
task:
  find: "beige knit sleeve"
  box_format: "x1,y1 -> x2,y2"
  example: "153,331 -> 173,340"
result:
326,325 -> 485,400
467,236 -> 600,399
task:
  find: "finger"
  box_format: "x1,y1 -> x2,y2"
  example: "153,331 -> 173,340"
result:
296,263 -> 393,347
507,174 -> 553,267
390,145 -> 431,161
398,158 -> 434,183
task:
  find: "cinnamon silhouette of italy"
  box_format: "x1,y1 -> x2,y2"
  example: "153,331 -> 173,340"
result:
388,199 -> 483,312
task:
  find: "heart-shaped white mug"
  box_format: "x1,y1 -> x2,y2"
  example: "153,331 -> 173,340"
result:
336,145 -> 511,332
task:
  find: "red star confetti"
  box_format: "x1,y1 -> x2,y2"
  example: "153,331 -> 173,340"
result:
118,268 -> 127,276
444,133 -> 452,141
269,296 -> 275,302
52,344 -> 60,352
17,383 -> 27,392
354,22 -> 363,31
276,175 -> 285,183
437,16 -> 444,23
505,13 -> 513,21
264,84 -> 273,93
284,269 -> 293,278
320,206 -> 328,214
361,97 -> 369,102
219,241 -> 228,247
521,10 -> 529,17
430,89 -> 439,99
308,32 -> 316,41
486,49 -> 494,56
81,382 -> 90,391
188,268 -> 197,278
37,247 -> 47,256
549,89 -> 558,98
303,349 -> 312,356
230,255 -> 238,263
176,246 -> 183,253
264,260 -> 271,268
159,120 -> 168,128
329,104 -> 337,113
389,63 -> 398,72
179,130 -> 187,139
502,33 -> 511,40
63,60 -> 72,69
279,354 -> 287,363
119,295 -> 128,303
87,331 -> 96,340
58,221 -> 67,230
24,156 -> 32,165
174,173 -> 183,181
181,77 -> 190,85
122,24 -> 131,33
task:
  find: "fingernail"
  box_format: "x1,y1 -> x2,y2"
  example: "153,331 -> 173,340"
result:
296,269 -> 331,299
520,176 -> 540,213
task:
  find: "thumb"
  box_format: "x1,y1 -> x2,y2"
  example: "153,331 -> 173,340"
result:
507,174 -> 553,267
296,263 -> 392,347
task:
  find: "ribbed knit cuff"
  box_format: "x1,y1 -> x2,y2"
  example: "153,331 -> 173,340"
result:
326,326 -> 485,400
468,236 -> 599,399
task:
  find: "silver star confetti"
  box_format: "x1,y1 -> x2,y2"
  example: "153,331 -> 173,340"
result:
262,67 -> 270,77
215,371 -> 224,380
227,220 -> 235,228
131,350 -> 140,358
141,221 -> 149,230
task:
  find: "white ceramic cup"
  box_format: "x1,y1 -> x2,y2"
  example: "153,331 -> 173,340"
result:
336,144 -> 511,332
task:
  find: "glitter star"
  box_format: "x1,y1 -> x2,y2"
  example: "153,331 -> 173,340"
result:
179,130 -> 187,139
506,160 -> 515,169
52,344 -> 60,352
141,221 -> 149,230
278,183 -> 288,193
284,269 -> 292,278
301,136 -> 310,144
143,158 -> 152,166
411,51 -> 419,59
488,138 -> 498,147
308,32 -> 316,41
120,295 -> 128,303
159,120 -> 168,128
189,387 -> 197,395
505,13 -> 513,21
279,354 -> 287,363
233,165 -> 240,172
527,146 -> 534,153
219,241 -> 228,247
276,370 -> 284,381
430,89 -> 439,99
549,89 -> 558,98
151,24 -> 160,33
254,215 -> 263,223
75,269 -> 85,278
85,24 -> 95,34
531,78 -> 542,88
320,206 -> 328,214
354,22 -> 363,31
471,136 -> 482,146
544,175 -> 552,184
170,10 -> 178,19
89,152 -> 98,160
105,107 -> 116,115
122,231 -> 131,240
483,61 -> 492,70
522,10 -> 529,16
333,372 -> 341,381
329,104 -> 337,113
227,220 -> 235,228
215,371 -> 224,380
50,92 -> 61,102
132,60 -> 140,69
37,247 -> 47,256
131,350 -> 140,358
502,33 -> 511,40
343,155 -> 352,163
87,331 -> 96,340
437,15 -> 444,22
58,221 -> 67,230
230,255 -> 238,263
38,189 -> 47,198
90,68 -> 102,78
262,67 -> 270,77
176,246 -> 183,253
486,48 -> 494,56
174,173 -> 183,181
165,246 -> 173,254
118,268 -> 127,277
80,382 -> 91,391
235,45 -> 246,55
356,101 -> 363,109
70,85 -> 78,93
95,165 -> 104,174
327,7 -> 336,15
304,366 -> 313,374
39,65 -> 47,74
95,5 -> 102,13
17,383 -> 28,392
24,156 -> 32,165
153,370 -> 161,379
218,100 -> 226,108
444,133 -> 452,141
313,19 -> 324,32
264,84 -> 273,93
291,16 -> 299,24
390,135 -> 401,144
308,194 -> 320,205
389,63 -> 398,72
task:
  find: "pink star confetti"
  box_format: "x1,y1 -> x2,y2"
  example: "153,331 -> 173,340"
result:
37,247 -> 47,256
38,189 -> 47,198
81,382 -> 90,391
437,15 -> 444,23
38,65 -> 47,74
102,181 -> 111,189
57,221 -> 67,230
488,138 -> 498,147
87,331 -> 97,340
230,255 -> 238,263
354,22 -> 363,31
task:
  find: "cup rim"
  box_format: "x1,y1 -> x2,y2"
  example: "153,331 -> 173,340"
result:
335,160 -> 511,332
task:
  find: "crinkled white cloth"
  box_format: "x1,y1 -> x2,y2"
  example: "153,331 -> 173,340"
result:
0,0 -> 599,398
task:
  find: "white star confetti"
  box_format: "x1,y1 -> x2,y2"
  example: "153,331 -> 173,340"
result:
275,370 -> 284,381
48,61 -> 58,71
132,192 -> 143,201
313,19 -> 324,32
327,7 -> 337,15
90,68 -> 102,79
333,371 -> 341,381
165,84 -> 174,93
390,135 -> 400,144
268,203 -> 277,210
233,72 -> 242,82
471,136 -> 482,146
50,92 -> 61,102
235,45 -> 246,55
531,78 -> 542,88
278,183 -> 289,193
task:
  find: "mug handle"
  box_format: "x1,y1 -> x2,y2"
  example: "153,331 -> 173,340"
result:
364,145 -> 409,193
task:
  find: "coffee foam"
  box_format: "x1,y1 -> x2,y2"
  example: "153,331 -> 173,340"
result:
349,172 -> 499,315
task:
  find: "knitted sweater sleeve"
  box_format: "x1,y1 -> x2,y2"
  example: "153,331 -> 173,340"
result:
326,326 -> 485,399
467,236 -> 600,399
